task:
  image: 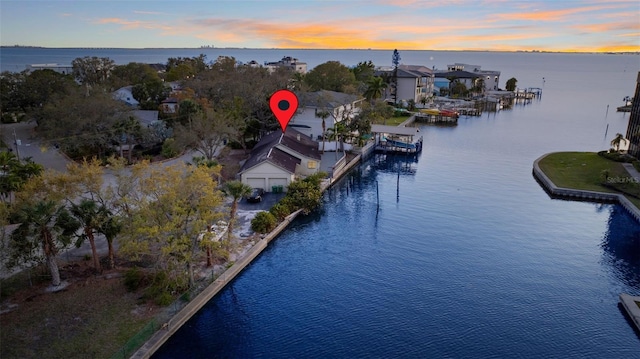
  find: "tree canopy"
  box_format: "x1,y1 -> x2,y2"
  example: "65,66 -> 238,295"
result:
506,77 -> 518,91
304,61 -> 357,93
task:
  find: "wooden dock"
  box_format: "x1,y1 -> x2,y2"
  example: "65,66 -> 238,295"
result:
414,113 -> 458,124
514,87 -> 542,103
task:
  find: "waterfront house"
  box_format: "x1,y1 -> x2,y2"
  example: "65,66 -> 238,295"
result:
398,65 -> 435,105
377,65 -> 435,105
289,90 -> 364,141
27,63 -> 73,75
446,63 -> 501,91
434,70 -> 483,94
264,56 -> 308,74
238,128 -> 321,192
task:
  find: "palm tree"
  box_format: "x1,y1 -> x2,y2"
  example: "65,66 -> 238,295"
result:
70,199 -> 112,272
0,153 -> 42,204
473,77 -> 485,95
221,180 -> 252,254
610,133 -> 627,152
99,216 -> 121,269
113,116 -> 142,163
419,95 -> 429,108
316,109 -> 331,154
10,200 -> 80,287
327,122 -> 351,159
364,76 -> 387,104
290,72 -> 306,91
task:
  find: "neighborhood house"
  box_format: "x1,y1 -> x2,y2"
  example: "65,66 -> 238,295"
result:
289,90 -> 364,141
238,128 -> 321,192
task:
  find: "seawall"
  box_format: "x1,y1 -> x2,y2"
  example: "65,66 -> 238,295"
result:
131,153 -> 365,359
532,153 -> 640,223
619,293 -> 640,331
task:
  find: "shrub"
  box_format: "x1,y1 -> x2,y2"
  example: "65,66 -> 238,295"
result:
286,179 -> 323,215
270,202 -> 291,221
634,161 -> 640,172
302,172 -> 328,188
161,138 -> 179,158
251,211 -> 277,233
153,290 -> 174,306
123,267 -> 146,292
598,150 -> 635,163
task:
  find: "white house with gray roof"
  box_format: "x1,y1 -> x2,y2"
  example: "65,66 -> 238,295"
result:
238,128 -> 321,192
377,65 -> 435,105
288,90 -> 364,141
446,63 -> 501,91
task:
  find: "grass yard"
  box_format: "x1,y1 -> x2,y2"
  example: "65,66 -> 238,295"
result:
373,115 -> 412,127
538,151 -> 640,209
0,264 -> 159,359
537,152 -> 628,192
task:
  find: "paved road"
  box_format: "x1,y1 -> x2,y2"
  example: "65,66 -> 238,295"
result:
1,122 -> 71,172
0,122 -> 232,278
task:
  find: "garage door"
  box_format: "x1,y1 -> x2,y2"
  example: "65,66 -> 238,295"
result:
246,178 -> 266,189
268,178 -> 288,192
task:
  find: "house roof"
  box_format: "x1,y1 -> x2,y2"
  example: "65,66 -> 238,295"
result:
269,147 -> 302,173
239,128 -> 319,174
130,110 -> 159,127
280,130 -> 321,160
434,70 -> 482,79
375,65 -> 433,79
161,97 -> 178,104
297,90 -> 362,109
397,65 -> 433,78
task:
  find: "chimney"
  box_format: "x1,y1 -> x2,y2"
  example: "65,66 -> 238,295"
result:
297,134 -> 300,141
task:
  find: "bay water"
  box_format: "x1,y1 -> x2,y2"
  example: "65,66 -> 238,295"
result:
152,51 -> 640,358
3,48 -> 639,357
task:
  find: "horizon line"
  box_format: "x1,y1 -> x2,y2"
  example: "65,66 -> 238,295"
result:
1,45 -> 639,54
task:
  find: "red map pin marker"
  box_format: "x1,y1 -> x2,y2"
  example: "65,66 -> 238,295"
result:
270,89 -> 298,133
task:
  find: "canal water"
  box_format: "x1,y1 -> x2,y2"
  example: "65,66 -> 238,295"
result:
154,53 -> 640,358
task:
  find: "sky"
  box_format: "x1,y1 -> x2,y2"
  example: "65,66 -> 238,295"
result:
1,0 -> 639,52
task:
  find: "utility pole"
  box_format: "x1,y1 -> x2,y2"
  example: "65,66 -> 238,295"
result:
12,129 -> 20,161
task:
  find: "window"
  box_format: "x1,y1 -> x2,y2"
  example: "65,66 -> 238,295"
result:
308,161 -> 317,169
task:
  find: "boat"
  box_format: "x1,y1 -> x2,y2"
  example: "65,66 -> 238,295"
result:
419,108 -> 440,116
440,109 -> 459,118
383,136 -> 423,152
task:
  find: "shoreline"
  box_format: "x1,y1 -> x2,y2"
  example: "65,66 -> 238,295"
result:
532,153 -> 640,223
130,150 -> 366,359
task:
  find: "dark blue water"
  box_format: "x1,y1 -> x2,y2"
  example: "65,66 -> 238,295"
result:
8,47 -> 636,356
150,53 -> 640,358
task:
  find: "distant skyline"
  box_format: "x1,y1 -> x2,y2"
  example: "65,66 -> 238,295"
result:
1,0 -> 639,52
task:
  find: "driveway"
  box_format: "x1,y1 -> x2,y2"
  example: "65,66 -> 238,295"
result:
238,191 -> 286,211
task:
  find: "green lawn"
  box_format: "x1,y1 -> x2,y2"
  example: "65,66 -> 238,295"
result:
538,151 -> 640,209
374,115 -> 411,126
538,152 -> 627,192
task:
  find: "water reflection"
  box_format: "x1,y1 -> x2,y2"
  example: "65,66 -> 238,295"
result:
370,153 -> 421,175
601,205 -> 640,289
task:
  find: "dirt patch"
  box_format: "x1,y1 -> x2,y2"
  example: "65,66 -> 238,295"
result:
217,147 -> 250,182
0,262 -> 160,359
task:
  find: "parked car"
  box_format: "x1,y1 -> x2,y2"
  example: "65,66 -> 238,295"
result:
247,188 -> 265,203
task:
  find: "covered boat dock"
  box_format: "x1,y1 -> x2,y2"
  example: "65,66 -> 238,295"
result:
371,124 -> 423,154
